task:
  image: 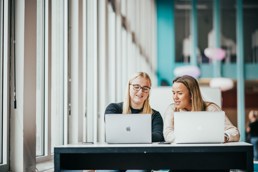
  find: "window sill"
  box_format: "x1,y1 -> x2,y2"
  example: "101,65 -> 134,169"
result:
36,160 -> 54,172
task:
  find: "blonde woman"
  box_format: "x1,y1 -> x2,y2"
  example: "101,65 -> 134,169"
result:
163,75 -> 240,143
105,72 -> 164,142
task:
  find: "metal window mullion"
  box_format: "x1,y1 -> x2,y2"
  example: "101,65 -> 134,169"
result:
97,0 -> 107,143
63,0 -> 69,145
2,0 -> 10,168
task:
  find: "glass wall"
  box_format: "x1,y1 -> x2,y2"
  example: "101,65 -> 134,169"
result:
174,0 -> 258,64
38,0 -> 157,170
36,0 -> 46,157
1,0 -> 157,171
0,0 -> 9,171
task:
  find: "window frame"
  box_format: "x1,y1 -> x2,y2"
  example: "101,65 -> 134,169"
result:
0,0 -> 10,171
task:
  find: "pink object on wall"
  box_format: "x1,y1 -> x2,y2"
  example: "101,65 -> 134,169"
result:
174,65 -> 201,78
209,77 -> 234,91
204,48 -> 226,60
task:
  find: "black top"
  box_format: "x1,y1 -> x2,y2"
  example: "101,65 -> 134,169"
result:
105,102 -> 164,142
249,120 -> 258,137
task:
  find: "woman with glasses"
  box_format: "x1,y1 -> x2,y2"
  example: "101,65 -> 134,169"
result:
105,72 -> 164,143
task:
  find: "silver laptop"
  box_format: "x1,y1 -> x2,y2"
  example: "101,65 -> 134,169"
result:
174,111 -> 225,144
105,114 -> 152,144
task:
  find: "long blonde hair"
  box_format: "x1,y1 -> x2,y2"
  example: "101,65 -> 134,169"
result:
173,75 -> 208,111
123,72 -> 153,114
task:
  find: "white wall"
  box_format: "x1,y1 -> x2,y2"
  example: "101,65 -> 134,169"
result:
150,86 -> 222,118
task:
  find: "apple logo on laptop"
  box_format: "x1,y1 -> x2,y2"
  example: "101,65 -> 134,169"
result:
126,126 -> 131,132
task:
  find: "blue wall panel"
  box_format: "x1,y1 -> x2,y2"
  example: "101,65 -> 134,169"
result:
156,0 -> 175,86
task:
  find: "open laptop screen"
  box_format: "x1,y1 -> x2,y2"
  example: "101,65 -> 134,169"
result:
174,111 -> 225,144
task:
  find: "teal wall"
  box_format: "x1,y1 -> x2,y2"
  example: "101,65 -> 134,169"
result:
156,0 -> 175,85
172,63 -> 258,80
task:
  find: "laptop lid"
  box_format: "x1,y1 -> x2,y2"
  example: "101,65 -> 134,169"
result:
105,114 -> 152,144
174,111 -> 225,144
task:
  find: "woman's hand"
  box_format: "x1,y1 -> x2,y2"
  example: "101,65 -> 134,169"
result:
224,135 -> 229,143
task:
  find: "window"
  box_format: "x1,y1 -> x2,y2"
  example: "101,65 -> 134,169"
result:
51,0 -> 68,151
0,0 -> 3,163
36,0 -> 46,157
0,0 -> 9,171
36,1 -> 69,170
36,0 -> 51,163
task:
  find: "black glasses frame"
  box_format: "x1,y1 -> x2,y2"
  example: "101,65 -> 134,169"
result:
130,84 -> 151,93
